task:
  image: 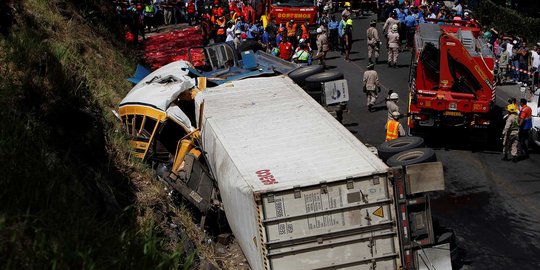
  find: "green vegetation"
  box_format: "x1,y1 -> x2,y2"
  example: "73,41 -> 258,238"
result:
475,0 -> 540,42
0,0 -> 209,269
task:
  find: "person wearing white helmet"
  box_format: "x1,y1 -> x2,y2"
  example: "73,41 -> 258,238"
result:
314,27 -> 329,67
233,29 -> 243,49
386,111 -> 406,141
387,24 -> 400,68
386,91 -> 400,121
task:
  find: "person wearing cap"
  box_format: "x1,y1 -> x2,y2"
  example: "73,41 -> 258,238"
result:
386,111 -> 406,141
502,104 -> 520,161
314,27 -> 329,67
342,2 -> 352,18
383,10 -> 399,39
387,24 -> 400,68
386,92 -> 400,121
344,18 -> 353,61
363,63 -> 380,111
366,19 -> 380,64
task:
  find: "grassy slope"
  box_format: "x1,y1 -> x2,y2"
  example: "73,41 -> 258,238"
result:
0,0 -> 217,269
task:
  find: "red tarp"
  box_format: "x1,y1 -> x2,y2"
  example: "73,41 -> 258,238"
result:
144,26 -> 205,70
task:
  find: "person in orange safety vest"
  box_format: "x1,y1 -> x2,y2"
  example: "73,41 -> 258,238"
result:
300,19 -> 310,40
215,16 -> 226,42
385,111 -> 405,141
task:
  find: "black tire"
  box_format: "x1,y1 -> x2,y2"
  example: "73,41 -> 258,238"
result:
304,71 -> 344,91
377,136 -> 424,161
386,148 -> 436,167
288,65 -> 325,86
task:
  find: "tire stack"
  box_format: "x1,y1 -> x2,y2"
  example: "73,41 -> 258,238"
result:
288,66 -> 344,104
377,136 -> 437,167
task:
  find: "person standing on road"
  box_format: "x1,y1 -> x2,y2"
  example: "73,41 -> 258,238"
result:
498,43 -> 510,84
502,104 -> 520,162
344,18 -> 353,61
386,111 -> 406,141
366,20 -> 380,64
386,92 -> 400,120
342,2 -> 352,18
387,24 -> 400,68
363,63 -> 380,112
328,15 -> 339,51
383,10 -> 399,45
518,98 -> 532,159
315,27 -> 330,67
338,14 -> 348,55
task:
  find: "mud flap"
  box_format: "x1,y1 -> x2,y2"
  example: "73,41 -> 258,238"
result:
390,162 -> 445,269
416,243 -> 452,270
166,153 -> 216,213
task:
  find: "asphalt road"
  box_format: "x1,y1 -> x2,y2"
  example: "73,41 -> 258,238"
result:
323,12 -> 540,270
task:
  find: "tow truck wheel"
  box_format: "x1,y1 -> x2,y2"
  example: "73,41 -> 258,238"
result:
288,65 -> 325,86
386,148 -> 436,167
377,136 -> 425,161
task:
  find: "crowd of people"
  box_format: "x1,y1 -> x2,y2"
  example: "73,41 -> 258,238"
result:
112,0 -> 539,158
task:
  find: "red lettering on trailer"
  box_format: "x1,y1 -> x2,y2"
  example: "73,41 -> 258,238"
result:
256,169 -> 278,185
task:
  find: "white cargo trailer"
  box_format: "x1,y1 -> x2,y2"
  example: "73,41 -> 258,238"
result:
194,76 -> 427,270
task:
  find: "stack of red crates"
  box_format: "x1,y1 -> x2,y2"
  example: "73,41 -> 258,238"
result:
144,26 -> 205,70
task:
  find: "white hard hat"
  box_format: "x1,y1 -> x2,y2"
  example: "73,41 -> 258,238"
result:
391,24 -> 398,32
235,29 -> 241,34
392,111 -> 401,118
390,93 -> 399,99
299,38 -> 305,43
316,27 -> 322,34
464,11 -> 469,16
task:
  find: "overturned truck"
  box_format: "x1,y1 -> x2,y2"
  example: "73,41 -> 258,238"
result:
118,50 -> 452,269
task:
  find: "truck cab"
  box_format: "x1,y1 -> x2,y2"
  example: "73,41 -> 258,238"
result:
408,21 -> 495,133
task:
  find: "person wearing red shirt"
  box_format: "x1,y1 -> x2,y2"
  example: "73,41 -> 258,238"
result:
518,98 -> 532,158
279,37 -> 294,61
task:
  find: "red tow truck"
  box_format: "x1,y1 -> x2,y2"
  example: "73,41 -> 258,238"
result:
408,20 -> 496,133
